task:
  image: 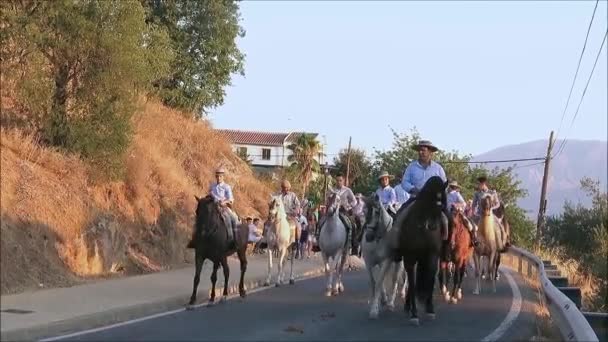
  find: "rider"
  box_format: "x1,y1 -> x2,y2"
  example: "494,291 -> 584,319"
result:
277,179 -> 301,219
392,140 -> 449,242
312,173 -> 359,255
393,174 -> 410,210
447,180 -> 478,246
187,167 -> 239,249
375,171 -> 398,217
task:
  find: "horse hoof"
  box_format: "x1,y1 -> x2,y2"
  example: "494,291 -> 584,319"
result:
186,304 -> 196,311
457,290 -> 462,300
409,318 -> 420,326
240,291 -> 247,299
444,293 -> 451,302
473,290 -> 480,295
289,279 -> 295,285
369,310 -> 379,320
450,297 -> 458,304
427,313 -> 436,320
263,281 -> 270,287
325,290 -> 332,297
207,300 -> 216,307
441,285 -> 447,295
219,296 -> 227,303
275,283 -> 281,288
331,289 -> 339,296
338,284 -> 344,293
387,303 -> 395,312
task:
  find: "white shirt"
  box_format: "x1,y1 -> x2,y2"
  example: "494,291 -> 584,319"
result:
447,190 -> 466,213
394,184 -> 410,207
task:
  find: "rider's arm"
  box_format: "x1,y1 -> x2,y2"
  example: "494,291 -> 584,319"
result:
224,184 -> 234,204
347,189 -> 357,208
293,194 -> 301,214
471,192 -> 480,214
491,192 -> 501,210
389,188 -> 397,206
401,164 -> 415,193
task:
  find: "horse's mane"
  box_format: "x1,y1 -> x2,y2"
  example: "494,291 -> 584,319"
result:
411,176 -> 447,216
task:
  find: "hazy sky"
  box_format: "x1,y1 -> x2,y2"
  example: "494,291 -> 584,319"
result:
209,1 -> 608,159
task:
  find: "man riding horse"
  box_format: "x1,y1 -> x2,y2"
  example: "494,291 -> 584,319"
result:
312,173 -> 359,255
258,179 -> 302,250
390,140 -> 449,243
447,180 -> 479,247
471,175 -> 510,249
187,167 -> 239,250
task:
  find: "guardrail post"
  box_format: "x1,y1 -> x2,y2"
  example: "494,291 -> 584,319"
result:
583,312 -> 608,342
558,287 -> 582,309
549,276 -> 569,287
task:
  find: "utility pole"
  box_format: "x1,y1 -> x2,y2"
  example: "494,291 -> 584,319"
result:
345,136 -> 352,187
536,130 -> 555,247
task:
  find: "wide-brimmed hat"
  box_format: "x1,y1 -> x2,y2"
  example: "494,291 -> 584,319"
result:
377,171 -> 394,181
215,167 -> 226,174
448,180 -> 461,189
412,140 -> 439,152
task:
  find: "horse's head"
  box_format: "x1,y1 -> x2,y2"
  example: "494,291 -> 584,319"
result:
417,176 -> 448,216
326,191 -> 341,216
480,195 -> 493,217
268,195 -> 285,220
364,193 -> 392,235
193,195 -> 220,232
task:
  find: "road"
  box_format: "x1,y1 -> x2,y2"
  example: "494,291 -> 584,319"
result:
46,267 -> 539,341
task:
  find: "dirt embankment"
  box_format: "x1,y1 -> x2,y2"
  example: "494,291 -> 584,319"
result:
0,100 -> 272,295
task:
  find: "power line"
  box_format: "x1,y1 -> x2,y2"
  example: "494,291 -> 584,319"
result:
553,29 -> 608,159
554,0 -> 600,143
443,157 -> 546,164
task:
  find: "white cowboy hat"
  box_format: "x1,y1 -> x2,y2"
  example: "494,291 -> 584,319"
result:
377,171 -> 394,181
215,167 -> 226,174
412,140 -> 439,152
448,180 -> 461,189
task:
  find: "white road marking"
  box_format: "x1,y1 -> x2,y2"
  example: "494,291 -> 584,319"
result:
39,272 -> 323,342
481,268 -> 523,342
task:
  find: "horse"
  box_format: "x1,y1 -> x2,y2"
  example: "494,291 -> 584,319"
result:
318,191 -> 349,297
473,195 -> 505,294
363,194 -> 407,319
263,195 -> 298,287
188,195 -> 248,309
372,176 -> 449,326
491,202 -> 511,280
439,210 -> 475,304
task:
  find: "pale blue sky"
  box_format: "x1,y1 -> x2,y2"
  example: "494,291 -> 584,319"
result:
209,1 -> 608,158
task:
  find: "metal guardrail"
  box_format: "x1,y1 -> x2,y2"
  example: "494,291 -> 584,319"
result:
503,246 -> 599,342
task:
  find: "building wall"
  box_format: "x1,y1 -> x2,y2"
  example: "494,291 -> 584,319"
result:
233,142 -> 323,168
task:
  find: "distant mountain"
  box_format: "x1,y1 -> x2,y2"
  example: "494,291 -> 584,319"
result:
472,139 -> 607,218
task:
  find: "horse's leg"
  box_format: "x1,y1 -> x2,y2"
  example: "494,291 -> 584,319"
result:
336,246 -> 348,294
439,261 -> 449,300
457,260 -> 466,300
220,258 -> 229,303
209,262 -> 220,305
422,254 -> 438,319
237,248 -> 248,298
187,251 -> 204,308
276,246 -> 287,287
403,261 -> 419,325
386,261 -> 401,311
495,253 -> 501,281
490,251 -> 497,293
473,253 -> 481,295
367,263 -> 376,307
264,243 -> 273,286
323,253 -> 332,297
449,259 -> 461,304
331,252 -> 342,295
369,258 -> 392,319
289,242 -> 295,285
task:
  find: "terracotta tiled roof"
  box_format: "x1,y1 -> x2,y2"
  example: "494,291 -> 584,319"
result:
215,129 -> 289,146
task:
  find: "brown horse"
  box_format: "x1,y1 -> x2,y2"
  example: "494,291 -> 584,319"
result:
187,195 -> 249,309
443,210 -> 475,304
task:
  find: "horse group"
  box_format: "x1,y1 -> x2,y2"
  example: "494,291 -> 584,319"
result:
187,176 -> 510,327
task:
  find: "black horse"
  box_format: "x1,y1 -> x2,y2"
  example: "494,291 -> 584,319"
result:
392,176 -> 449,325
188,195 -> 248,308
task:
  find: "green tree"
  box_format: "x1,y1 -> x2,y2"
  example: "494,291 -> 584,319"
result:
142,0 -> 246,116
1,0 -> 173,177
236,148 -> 252,166
332,148 -> 374,195
286,134 -> 323,198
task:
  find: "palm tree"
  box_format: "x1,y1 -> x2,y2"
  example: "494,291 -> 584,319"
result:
287,133 -> 324,198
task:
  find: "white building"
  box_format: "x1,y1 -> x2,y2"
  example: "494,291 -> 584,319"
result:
215,129 -> 324,175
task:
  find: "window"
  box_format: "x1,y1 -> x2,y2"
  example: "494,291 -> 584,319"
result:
262,148 -> 271,160
237,146 -> 247,155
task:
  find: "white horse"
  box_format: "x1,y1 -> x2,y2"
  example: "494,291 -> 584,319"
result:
264,195 -> 297,287
318,191 -> 348,297
363,195 -> 407,319
473,195 -> 505,295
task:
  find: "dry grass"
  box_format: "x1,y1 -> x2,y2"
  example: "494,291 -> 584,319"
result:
534,246 -> 605,312
529,286 -> 559,341
0,99 -> 273,294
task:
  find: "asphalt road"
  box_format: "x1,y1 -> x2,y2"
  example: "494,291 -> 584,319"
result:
49,268 -> 538,341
